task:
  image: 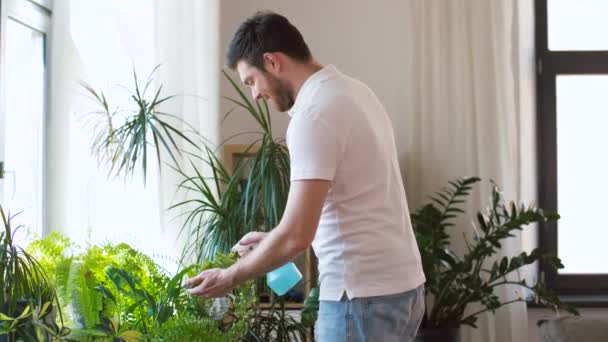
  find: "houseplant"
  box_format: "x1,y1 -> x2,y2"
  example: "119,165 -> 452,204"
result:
26,232 -> 170,332
171,70 -> 290,264
81,68 -> 310,341
81,66 -> 201,184
0,206 -> 70,341
27,231 -> 257,341
411,177 -> 578,342
169,71 -> 309,341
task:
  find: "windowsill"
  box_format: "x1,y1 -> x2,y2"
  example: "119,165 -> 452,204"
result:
528,295 -> 608,308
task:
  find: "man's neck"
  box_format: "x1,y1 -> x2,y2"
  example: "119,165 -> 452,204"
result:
291,61 -> 324,99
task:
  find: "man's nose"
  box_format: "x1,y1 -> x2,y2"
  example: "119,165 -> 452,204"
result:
251,88 -> 261,101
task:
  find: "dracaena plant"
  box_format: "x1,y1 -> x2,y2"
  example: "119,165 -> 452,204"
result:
411,177 -> 578,329
81,65 -> 201,183
171,71 -> 290,263
168,72 -> 310,341
80,66 -> 307,340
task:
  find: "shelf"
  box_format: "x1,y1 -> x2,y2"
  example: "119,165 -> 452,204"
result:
259,302 -> 304,310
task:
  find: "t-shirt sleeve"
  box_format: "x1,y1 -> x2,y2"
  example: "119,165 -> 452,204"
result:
287,112 -> 341,181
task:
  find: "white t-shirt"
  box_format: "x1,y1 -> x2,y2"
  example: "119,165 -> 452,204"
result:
286,65 -> 425,301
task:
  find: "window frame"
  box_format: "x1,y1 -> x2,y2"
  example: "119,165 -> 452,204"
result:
536,0 -> 608,296
0,0 -> 51,232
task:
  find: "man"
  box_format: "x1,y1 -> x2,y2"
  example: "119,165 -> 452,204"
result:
185,11 -> 426,341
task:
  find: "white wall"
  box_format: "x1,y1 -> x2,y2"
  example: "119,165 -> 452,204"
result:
218,0 -> 411,163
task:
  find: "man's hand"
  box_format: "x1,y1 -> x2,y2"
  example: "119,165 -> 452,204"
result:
186,180 -> 329,298
185,268 -> 237,298
231,231 -> 268,258
187,231 -> 267,298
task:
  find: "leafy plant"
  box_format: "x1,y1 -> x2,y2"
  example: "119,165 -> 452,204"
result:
100,252 -> 254,341
300,287 -> 319,329
27,233 -> 169,332
221,70 -> 291,232
0,207 -> 70,341
166,71 -> 311,341
411,177 -> 578,329
171,146 -> 249,262
70,315 -> 142,342
191,252 -> 257,330
81,65 -> 201,183
172,71 -> 291,263
79,67 -> 307,341
149,313 -> 242,342
244,301 -> 311,342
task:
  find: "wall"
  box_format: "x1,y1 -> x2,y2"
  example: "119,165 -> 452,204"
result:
218,4 -> 608,341
218,0 -> 411,162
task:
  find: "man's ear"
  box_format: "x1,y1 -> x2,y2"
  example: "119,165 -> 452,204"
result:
263,52 -> 281,73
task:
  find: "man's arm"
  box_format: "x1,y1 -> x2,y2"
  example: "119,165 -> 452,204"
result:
186,179 -> 330,297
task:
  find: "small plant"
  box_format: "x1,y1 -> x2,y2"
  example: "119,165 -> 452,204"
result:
245,301 -> 311,342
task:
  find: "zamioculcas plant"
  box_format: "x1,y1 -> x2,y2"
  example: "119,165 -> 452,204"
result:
411,177 -> 577,338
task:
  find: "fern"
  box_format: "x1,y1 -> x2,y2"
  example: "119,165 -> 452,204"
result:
149,313 -> 246,342
27,232 -> 171,333
68,262 -> 104,329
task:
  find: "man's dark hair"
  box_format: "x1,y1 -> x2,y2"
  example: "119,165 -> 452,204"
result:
226,11 -> 312,70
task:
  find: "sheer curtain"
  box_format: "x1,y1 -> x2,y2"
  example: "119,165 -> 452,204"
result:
155,0 -> 220,264
47,0 -> 220,271
47,0 -> 162,255
401,1 -> 536,341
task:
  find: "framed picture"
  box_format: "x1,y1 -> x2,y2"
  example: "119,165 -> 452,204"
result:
223,144 -> 317,309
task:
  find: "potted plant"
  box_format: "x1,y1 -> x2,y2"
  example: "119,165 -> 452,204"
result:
27,231 -> 172,333
81,65 -> 201,184
169,72 -> 310,341
81,68 -> 310,341
27,230 -> 258,341
0,207 -> 70,341
170,70 -> 290,264
411,177 -> 578,342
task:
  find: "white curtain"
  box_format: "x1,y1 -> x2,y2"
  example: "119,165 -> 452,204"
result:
47,0 -> 220,271
155,0 -> 220,264
401,1 -> 536,341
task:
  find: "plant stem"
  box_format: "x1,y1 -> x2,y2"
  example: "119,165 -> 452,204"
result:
459,298 -> 525,324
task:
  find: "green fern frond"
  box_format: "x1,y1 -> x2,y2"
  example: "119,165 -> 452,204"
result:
67,262 -> 104,329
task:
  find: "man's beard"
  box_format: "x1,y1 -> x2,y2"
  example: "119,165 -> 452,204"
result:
265,73 -> 295,112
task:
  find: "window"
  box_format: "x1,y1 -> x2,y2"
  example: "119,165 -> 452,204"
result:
0,0 -> 51,240
536,0 -> 608,295
64,0 -> 172,267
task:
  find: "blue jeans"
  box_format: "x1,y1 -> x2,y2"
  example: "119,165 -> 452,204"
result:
315,285 -> 425,342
